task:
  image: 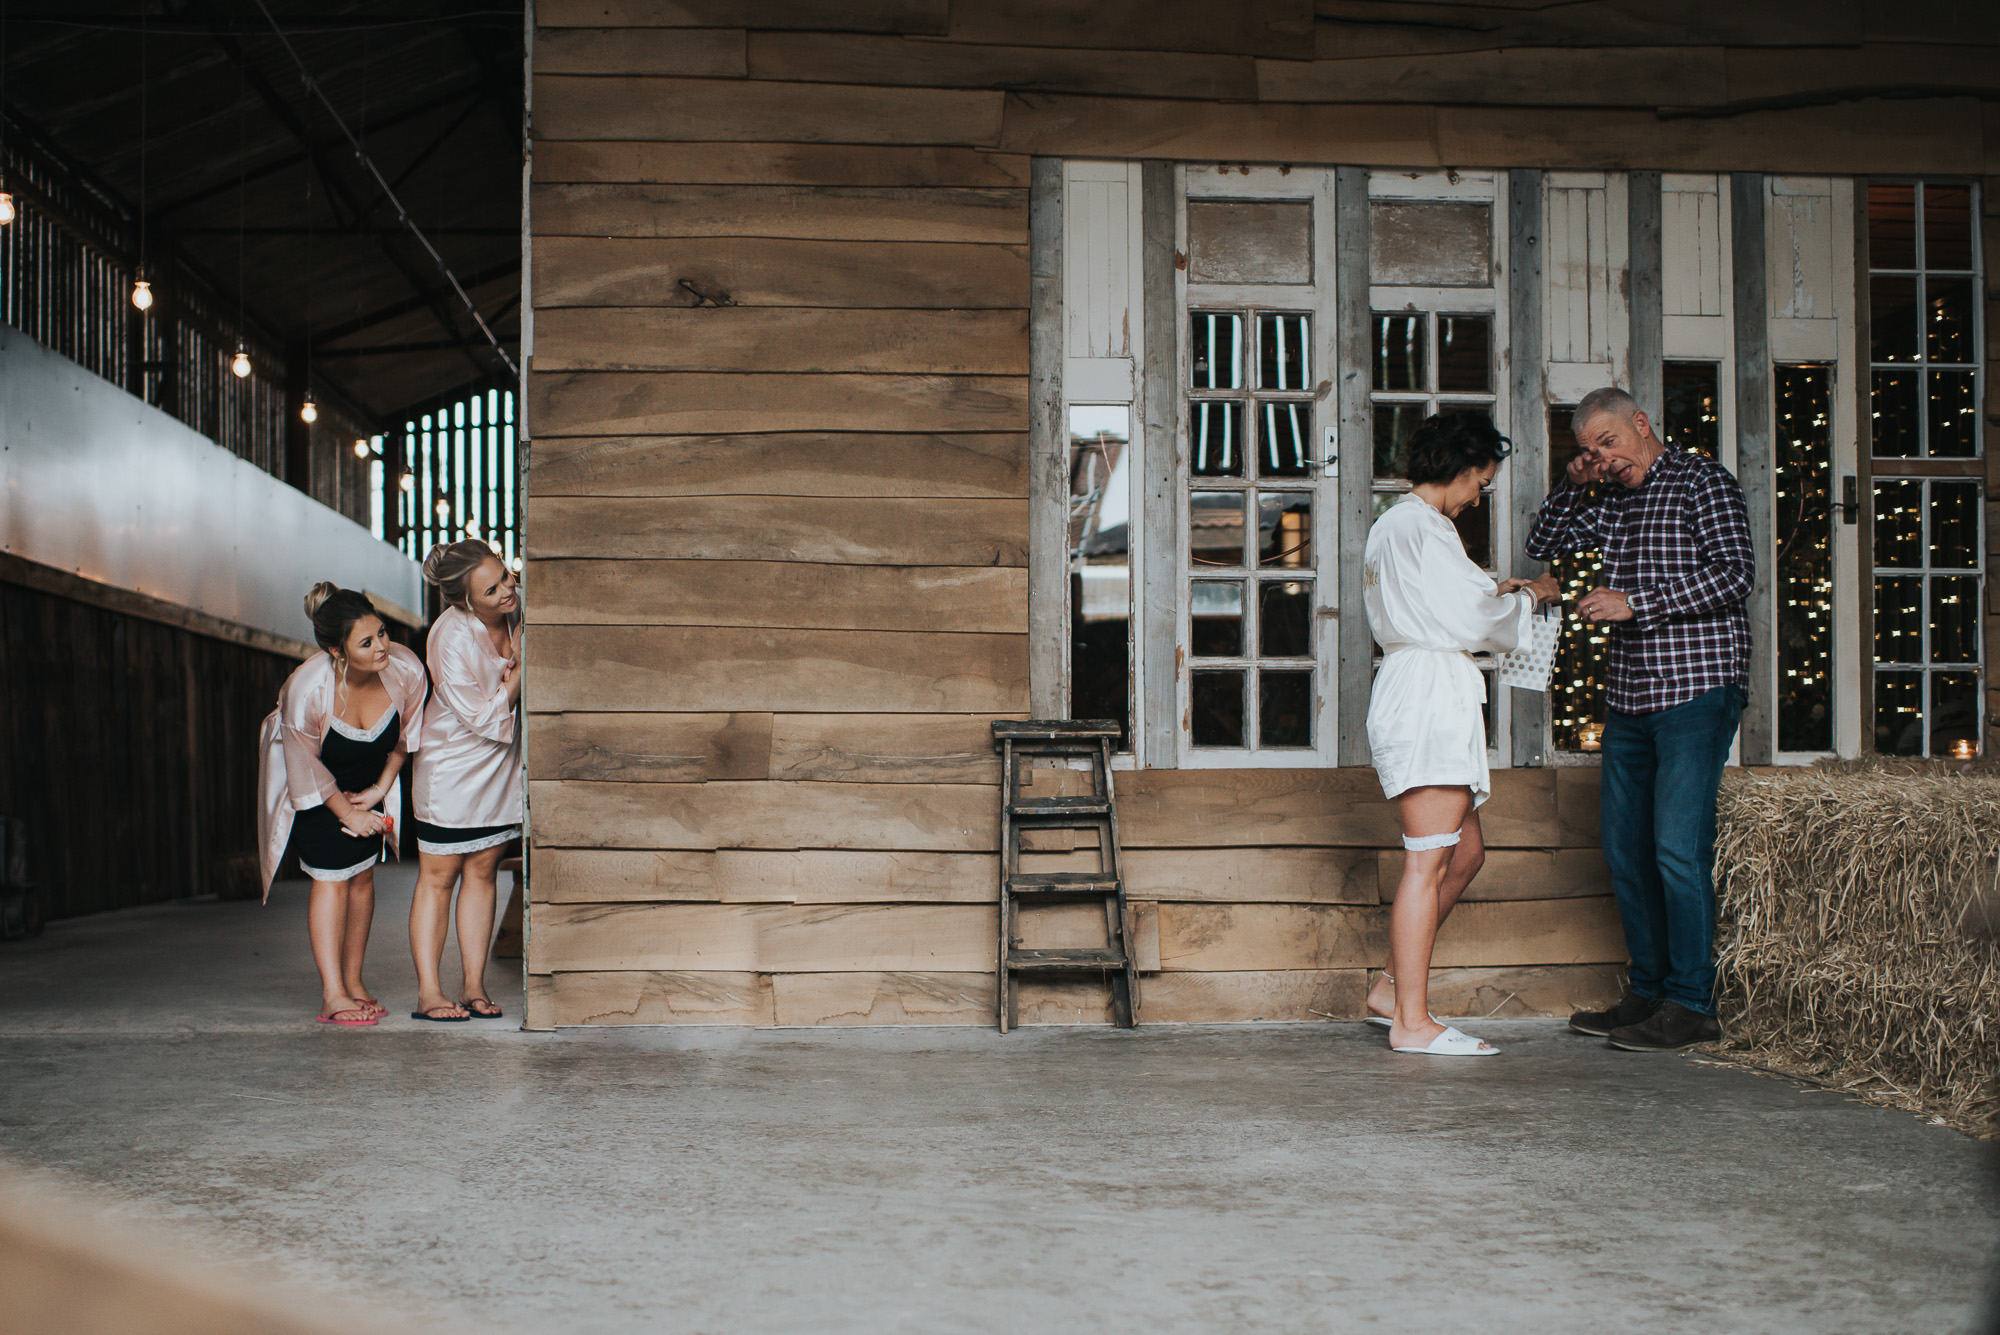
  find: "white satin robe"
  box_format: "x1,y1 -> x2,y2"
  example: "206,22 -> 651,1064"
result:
257,643 -> 429,900
413,606 -> 524,832
1362,493 -> 1536,807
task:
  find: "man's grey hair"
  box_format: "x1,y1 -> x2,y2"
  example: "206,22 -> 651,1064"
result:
1574,386 -> 1642,429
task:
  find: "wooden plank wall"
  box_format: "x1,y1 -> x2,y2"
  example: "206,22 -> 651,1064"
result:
525,0 -> 2000,1027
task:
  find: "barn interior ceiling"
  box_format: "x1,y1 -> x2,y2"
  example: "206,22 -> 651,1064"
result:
5,1 -> 523,426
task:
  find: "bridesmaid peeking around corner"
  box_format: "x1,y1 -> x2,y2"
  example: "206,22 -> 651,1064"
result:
1361,413 -> 1560,1057
258,584 -> 429,1027
409,540 -> 525,1023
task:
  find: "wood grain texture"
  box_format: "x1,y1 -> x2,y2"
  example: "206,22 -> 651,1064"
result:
1140,969 -> 1368,1023
528,625 -> 1028,713
528,432 -> 1027,499
528,711 -> 1011,783
1423,964 -> 1625,1020
536,75 -> 1003,145
529,371 -> 1028,437
1157,897 -> 1625,971
532,183 -> 1027,242
525,970 -> 774,1025
530,307 -> 1028,374
537,0 -> 949,32
1115,767 -> 1562,849
746,31 -> 1258,99
527,559 -> 1027,631
1120,846 -> 1378,904
530,779 -> 1001,851
533,847 -> 997,903
1724,44 -> 2000,104
531,900 -> 993,971
1312,0 -> 1862,55
949,0 -> 1313,56
533,236 -> 1028,309
529,712 -> 776,783
526,496 -> 1028,565
1376,847 -> 1612,903
999,94 -> 1439,163
1556,767 -> 1603,846
771,970 -> 993,1024
1257,46 -> 1726,107
532,26 -> 746,76
533,141 -> 1032,187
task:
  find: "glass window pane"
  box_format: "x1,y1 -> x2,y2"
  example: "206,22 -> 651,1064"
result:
1258,670 -> 1313,747
1373,401 -> 1425,480
1663,362 -> 1720,458
1547,405 -> 1581,483
1258,492 -> 1312,568
1874,478 -> 1924,568
1258,580 -> 1312,657
1931,575 -> 1981,664
1869,275 -> 1920,362
1874,576 -> 1923,663
1258,401 -> 1311,477
1870,370 -> 1920,458
1924,184 -> 1974,270
1436,315 -> 1491,392
1190,580 -> 1243,657
1068,406 -> 1131,749
1191,670 -> 1246,747
1373,315 -> 1425,392
1775,366 -> 1834,753
1868,183 -> 1917,269
1927,277 -> 1976,364
1930,481 -> 1981,569
1190,312 -> 1243,389
1928,369 -> 1978,458
1873,671 -> 1923,755
1452,498 -> 1492,568
1932,671 -> 1982,758
1190,400 -> 1243,476
1256,313 -> 1310,390
1371,491 -> 1401,522
1189,491 -> 1245,567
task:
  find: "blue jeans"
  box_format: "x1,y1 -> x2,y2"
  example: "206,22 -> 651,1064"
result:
1598,685 -> 1743,1016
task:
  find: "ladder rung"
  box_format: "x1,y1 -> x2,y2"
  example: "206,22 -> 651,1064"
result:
1007,947 -> 1129,972
1006,873 -> 1121,896
993,720 -> 1122,743
1007,797 -> 1111,816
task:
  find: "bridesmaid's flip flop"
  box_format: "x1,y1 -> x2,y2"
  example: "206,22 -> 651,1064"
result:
410,1006 -> 472,1022
1391,1025 -> 1498,1056
460,998 -> 503,1019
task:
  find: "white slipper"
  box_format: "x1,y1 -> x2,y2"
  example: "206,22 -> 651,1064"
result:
1391,1025 -> 1498,1056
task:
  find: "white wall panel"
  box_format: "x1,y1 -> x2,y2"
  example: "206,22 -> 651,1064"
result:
1543,171 -> 1628,389
0,327 -> 422,647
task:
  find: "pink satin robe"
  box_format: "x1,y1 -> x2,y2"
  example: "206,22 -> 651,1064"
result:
257,642 -> 429,900
413,606 -> 524,831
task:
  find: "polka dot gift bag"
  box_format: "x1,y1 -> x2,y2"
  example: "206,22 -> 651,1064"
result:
1495,606 -> 1562,694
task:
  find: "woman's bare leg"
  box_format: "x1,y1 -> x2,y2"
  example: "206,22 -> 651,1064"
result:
1366,809 -> 1486,1019
308,878 -> 364,1019
339,868 -> 380,1012
1387,785 -> 1475,1050
410,851 -> 469,1019
455,844 -> 509,1010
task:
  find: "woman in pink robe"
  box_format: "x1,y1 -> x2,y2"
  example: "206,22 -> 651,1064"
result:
258,584 -> 428,1026
408,540 -> 524,1022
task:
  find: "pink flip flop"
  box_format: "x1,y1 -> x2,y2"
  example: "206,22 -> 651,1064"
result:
317,1009 -> 379,1027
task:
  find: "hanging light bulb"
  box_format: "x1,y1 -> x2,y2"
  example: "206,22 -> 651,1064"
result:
300,390 -> 317,424
131,269 -> 153,311
488,540 -> 503,557
399,472 -> 415,493
231,345 -> 251,378
0,191 -> 15,226
435,497 -> 450,521
352,438 -> 370,459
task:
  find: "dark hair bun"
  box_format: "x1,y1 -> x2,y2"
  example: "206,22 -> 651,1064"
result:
1403,412 -> 1512,486
305,585 -> 380,653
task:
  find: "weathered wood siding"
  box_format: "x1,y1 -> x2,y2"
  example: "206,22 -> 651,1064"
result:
526,0 -> 2000,1027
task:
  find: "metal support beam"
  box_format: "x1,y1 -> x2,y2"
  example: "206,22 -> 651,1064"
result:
1731,172 -> 1776,764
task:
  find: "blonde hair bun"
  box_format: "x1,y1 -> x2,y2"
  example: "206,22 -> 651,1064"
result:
303,581 -> 341,619
422,539 -> 501,608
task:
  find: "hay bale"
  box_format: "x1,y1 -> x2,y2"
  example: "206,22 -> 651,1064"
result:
1714,763 -> 2000,1132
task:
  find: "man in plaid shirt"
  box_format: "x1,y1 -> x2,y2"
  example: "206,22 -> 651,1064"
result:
1526,386 -> 1754,1052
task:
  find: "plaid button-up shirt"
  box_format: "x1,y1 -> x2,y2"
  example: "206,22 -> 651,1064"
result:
1525,448 -> 1756,715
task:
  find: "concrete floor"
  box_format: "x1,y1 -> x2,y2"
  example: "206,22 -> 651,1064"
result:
1,868 -> 1995,1335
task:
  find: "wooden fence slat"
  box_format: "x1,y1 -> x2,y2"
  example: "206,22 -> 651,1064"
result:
746,31 -> 1258,99
948,0 -> 1313,57
531,900 -> 995,971
1113,767 -> 1563,848
767,713 -> 1011,784
528,626 -> 1028,714
525,496 -> 1028,565
528,432 -> 1028,499
536,0 -> 949,32
533,847 -> 997,903
535,75 -> 1004,145
530,778 -> 1002,851
1156,898 -> 1625,972
533,26 -> 747,76
998,93 -> 1440,163
1375,848 -> 1613,903
530,371 -> 1029,437
530,307 -> 1028,374
1257,46 -> 1726,107
525,970 -> 775,1025
1119,847 -> 1378,904
1312,0 -> 1862,53
528,712 -> 776,784
529,559 -> 1026,632
1138,970 -> 1367,1023
532,141 -> 1033,187
532,183 -> 1027,242
533,236 -> 1028,309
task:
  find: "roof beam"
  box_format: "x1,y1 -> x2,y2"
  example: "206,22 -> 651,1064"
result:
313,259 -> 519,345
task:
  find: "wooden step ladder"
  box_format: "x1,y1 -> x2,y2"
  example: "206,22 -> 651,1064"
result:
992,720 -> 1138,1032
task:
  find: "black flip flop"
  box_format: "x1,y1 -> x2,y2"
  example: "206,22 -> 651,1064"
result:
410,1007 -> 472,1022
461,999 -> 503,1019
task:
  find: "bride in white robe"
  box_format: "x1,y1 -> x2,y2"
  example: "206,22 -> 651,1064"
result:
1361,413 -> 1560,1057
